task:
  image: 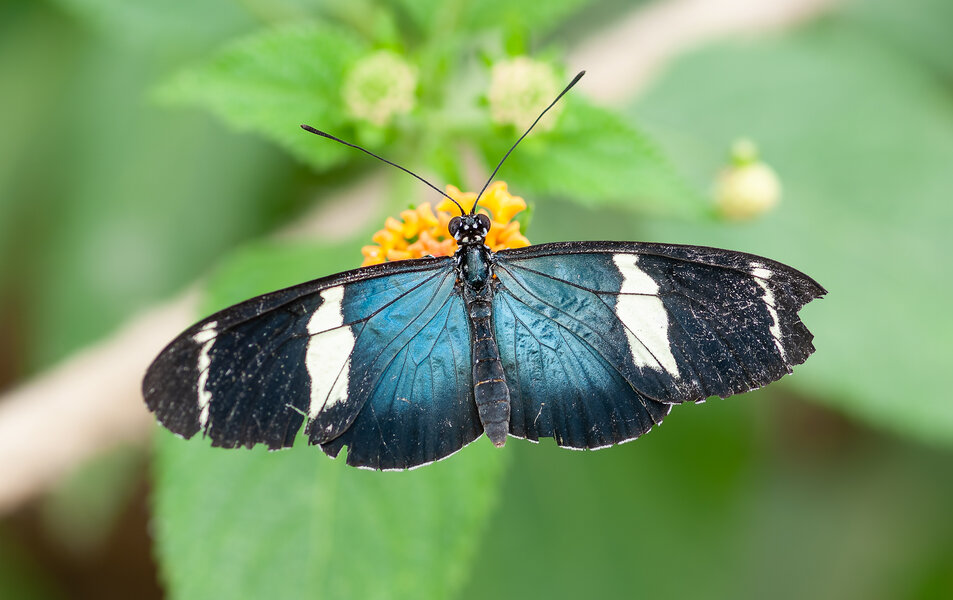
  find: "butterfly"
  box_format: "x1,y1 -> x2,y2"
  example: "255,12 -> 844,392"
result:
143,72 -> 825,470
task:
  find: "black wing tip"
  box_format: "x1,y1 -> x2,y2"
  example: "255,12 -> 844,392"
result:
792,275 -> 826,311
144,392 -> 202,440
142,331 -> 305,451
149,406 -> 202,441
142,345 -> 203,440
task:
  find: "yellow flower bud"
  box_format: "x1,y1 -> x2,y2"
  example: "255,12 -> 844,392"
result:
714,139 -> 781,220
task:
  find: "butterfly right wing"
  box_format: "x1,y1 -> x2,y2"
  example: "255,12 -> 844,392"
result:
491,241 -> 824,449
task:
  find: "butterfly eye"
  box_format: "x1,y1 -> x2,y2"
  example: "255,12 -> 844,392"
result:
448,216 -> 462,238
476,213 -> 491,233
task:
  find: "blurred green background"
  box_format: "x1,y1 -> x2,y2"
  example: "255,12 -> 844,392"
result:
1,0 -> 952,598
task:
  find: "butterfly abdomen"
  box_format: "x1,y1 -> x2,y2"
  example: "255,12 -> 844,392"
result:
466,288 -> 510,447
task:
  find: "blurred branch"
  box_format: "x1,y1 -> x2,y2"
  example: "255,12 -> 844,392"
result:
568,0 -> 839,104
0,0 -> 839,514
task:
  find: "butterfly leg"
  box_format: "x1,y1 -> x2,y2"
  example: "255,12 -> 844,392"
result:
466,286 -> 510,447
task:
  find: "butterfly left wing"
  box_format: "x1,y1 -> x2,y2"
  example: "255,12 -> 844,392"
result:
143,257 -> 481,470
492,241 -> 825,448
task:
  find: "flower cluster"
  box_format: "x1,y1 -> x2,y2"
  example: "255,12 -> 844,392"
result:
361,181 -> 531,266
488,57 -> 561,132
342,51 -> 417,127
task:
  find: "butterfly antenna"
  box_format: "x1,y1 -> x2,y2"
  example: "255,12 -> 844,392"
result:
472,70 -> 585,214
300,124 -> 466,215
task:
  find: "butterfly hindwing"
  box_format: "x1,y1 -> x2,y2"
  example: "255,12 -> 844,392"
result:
143,257 -> 480,469
493,241 -> 825,447
493,283 -> 672,448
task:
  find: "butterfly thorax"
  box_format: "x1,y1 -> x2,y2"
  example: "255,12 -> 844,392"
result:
456,245 -> 491,289
450,214 -> 493,290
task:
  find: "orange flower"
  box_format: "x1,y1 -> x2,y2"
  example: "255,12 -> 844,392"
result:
361,181 -> 531,266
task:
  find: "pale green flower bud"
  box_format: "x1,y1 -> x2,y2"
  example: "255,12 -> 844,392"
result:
714,139 -> 781,220
343,51 -> 417,127
488,57 -> 561,132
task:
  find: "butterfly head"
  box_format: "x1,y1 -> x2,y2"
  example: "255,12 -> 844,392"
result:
449,214 -> 491,246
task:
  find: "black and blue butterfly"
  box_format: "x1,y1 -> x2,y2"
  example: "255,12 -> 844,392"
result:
143,72 -> 825,470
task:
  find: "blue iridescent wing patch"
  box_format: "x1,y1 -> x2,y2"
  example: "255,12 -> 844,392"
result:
493,241 -> 824,448
493,285 -> 672,448
316,267 -> 480,469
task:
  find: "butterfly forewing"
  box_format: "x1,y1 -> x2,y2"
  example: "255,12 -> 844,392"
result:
143,257 -> 480,468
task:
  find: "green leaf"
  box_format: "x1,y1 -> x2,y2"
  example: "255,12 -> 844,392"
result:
631,21 -> 953,442
478,100 -> 706,218
154,433 -> 508,600
157,23 -> 367,169
153,240 -> 511,600
200,240 -> 367,312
